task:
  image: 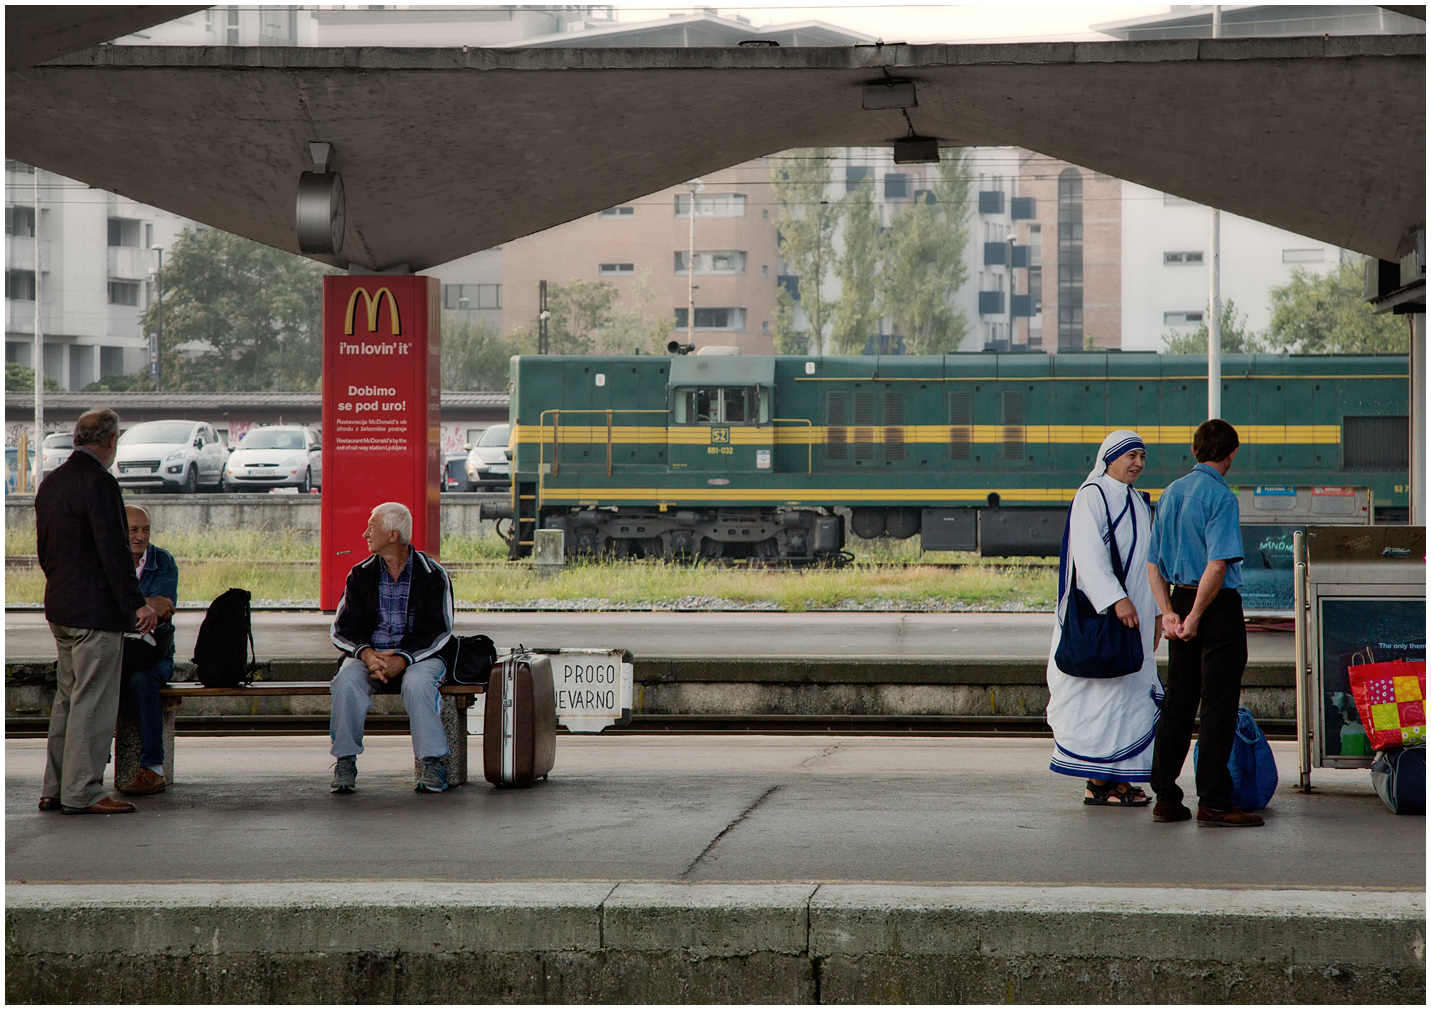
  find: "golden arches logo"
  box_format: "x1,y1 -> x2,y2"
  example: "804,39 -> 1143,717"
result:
344,287 -> 401,336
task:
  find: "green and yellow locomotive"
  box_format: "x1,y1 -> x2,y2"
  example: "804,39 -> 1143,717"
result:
495,351 -> 1409,560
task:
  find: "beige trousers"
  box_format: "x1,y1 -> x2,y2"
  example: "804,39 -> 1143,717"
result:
42,623 -> 123,808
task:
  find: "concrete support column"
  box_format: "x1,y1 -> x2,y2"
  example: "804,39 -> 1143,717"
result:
1411,312 -> 1425,526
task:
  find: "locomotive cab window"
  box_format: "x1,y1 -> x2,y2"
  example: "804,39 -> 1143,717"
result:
673,386 -> 769,425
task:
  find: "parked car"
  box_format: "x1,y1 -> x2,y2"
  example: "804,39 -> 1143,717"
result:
464,423 -> 511,491
114,419 -> 227,493
443,452 -> 472,492
223,425 -> 322,493
5,445 -> 35,494
40,431 -> 74,480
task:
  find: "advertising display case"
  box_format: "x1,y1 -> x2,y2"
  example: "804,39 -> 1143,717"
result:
1294,525 -> 1425,787
320,276 -> 442,610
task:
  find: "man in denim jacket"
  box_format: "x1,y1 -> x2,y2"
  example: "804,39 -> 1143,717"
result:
117,505 -> 178,796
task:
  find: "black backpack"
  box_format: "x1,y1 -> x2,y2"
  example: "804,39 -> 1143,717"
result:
440,633 -> 497,686
193,587 -> 256,688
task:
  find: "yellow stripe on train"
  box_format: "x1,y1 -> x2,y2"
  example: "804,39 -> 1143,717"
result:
535,485 -> 1168,504
515,423 -> 1341,445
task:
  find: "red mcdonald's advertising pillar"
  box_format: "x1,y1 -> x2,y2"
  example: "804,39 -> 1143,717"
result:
320,275 -> 441,610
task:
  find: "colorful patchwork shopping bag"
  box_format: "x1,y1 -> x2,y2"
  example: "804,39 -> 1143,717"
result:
1347,661 -> 1427,750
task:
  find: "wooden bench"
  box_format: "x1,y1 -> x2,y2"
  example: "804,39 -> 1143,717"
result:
114,681 -> 485,790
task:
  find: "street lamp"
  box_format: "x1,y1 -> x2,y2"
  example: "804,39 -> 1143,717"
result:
149,247 -> 164,391
684,178 -> 704,345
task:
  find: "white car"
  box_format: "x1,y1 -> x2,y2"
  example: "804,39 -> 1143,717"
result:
223,425 -> 322,493
464,423 -> 511,491
113,419 -> 228,493
40,431 -> 74,480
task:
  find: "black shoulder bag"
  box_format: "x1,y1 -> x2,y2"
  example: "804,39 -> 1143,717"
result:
1053,484 -> 1145,679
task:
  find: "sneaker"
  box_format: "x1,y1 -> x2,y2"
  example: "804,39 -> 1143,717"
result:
1152,800 -> 1192,823
416,757 -> 448,793
1196,805 -> 1264,827
331,756 -> 357,793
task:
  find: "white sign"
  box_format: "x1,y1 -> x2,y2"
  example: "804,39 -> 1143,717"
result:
541,648 -> 633,733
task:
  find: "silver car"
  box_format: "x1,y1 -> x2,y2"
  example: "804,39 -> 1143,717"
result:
114,419 -> 228,493
40,431 -> 73,480
464,423 -> 511,491
223,425 -> 322,493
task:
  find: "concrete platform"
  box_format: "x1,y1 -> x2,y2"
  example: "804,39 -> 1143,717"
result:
5,736 -> 1422,1002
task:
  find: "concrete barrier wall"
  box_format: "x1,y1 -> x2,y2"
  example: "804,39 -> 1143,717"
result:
4,493 -> 499,541
5,883 -> 1422,1003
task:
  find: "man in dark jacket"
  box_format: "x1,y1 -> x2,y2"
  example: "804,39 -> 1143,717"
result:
36,408 -> 157,815
329,501 -> 454,794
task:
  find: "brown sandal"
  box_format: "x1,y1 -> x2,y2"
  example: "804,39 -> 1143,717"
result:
1084,781 -> 1151,806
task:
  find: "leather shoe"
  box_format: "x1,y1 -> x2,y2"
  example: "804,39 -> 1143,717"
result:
120,767 -> 166,796
61,796 -> 136,815
1197,805 -> 1264,827
1152,800 -> 1192,822
37,797 -> 61,812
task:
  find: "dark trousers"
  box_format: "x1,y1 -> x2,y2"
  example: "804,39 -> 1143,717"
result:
121,664 -> 171,769
1149,587 -> 1247,810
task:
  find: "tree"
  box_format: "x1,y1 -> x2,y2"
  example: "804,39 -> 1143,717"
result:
508,274 -> 669,358
829,177 -> 882,354
1162,299 -> 1264,354
769,148 -> 837,355
880,150 -> 974,355
6,362 -> 60,392
1265,257 -> 1407,354
441,315 -> 531,391
139,227 -> 333,391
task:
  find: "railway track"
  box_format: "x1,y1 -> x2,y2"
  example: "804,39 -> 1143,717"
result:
4,713 -> 1296,740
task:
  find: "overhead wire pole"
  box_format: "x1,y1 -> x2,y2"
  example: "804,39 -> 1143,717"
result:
1207,4 -> 1223,421
684,178 -> 703,347
32,165 -> 43,490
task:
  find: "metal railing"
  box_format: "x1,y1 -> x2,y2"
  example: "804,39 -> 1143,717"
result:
538,408 -> 670,478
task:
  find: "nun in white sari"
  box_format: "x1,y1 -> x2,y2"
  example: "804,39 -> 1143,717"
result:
1046,429 -> 1164,805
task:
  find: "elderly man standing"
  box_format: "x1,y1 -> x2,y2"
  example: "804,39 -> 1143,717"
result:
117,504 -> 179,796
329,502 -> 454,794
36,408 -> 157,815
1146,418 -> 1263,828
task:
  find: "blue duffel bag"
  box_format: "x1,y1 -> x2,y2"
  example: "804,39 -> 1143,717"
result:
1371,744 -> 1425,815
1194,707 -> 1278,811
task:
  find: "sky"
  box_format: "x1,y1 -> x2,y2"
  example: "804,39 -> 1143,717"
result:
566,3 -> 1175,44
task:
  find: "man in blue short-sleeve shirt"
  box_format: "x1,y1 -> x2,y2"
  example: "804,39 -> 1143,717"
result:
1145,419 -> 1263,828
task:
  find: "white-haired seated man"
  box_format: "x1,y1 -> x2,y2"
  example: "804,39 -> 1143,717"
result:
329,502 -> 454,793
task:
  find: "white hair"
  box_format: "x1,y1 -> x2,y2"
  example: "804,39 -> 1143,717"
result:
370,502 -> 413,544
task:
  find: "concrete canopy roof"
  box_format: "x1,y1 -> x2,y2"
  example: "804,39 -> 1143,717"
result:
5,35 -> 1423,271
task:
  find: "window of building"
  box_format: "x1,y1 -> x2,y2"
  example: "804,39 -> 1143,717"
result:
226,6 -> 240,45
884,173 -> 911,199
762,321 -> 769,334
6,160 -> 34,174
599,206 -> 634,218
762,264 -> 769,278
1163,310 -> 1204,326
108,281 -> 140,306
673,307 -> 746,331
598,263 -> 634,275
100,346 -> 126,376
5,206 -> 35,237
845,165 -> 872,192
442,283 -> 501,310
1056,168 -> 1084,351
1027,225 -> 1042,266
674,193 -> 747,218
6,269 -> 36,301
1164,251 -> 1204,265
762,208 -> 769,221
107,218 -> 141,247
674,251 -> 746,274
1028,266 -> 1043,306
1283,248 -> 1325,263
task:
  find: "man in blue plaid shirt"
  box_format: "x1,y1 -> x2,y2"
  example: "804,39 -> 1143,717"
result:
329,502 -> 454,794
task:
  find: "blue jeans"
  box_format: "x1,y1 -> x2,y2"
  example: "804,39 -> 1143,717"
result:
329,655 -> 449,760
121,661 -> 173,770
